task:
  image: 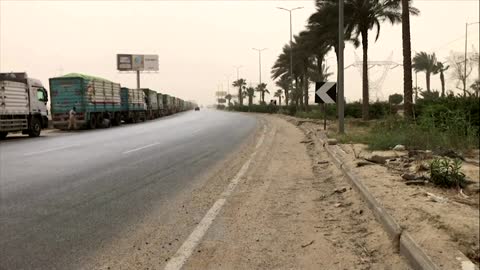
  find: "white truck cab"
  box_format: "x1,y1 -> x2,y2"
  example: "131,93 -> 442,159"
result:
0,72 -> 49,139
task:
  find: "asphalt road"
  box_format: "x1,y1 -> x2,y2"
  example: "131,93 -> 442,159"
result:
0,109 -> 257,270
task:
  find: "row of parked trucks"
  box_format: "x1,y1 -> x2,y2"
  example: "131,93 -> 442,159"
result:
0,72 -> 196,139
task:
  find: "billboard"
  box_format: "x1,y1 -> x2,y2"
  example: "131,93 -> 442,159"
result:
144,55 -> 159,71
117,54 -> 158,71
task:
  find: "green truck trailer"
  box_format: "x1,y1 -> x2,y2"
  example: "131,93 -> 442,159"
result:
50,73 -> 147,129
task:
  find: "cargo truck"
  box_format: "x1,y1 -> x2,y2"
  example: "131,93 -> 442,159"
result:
162,94 -> 172,115
157,93 -> 165,116
0,72 -> 49,139
50,73 -> 125,129
120,87 -> 146,123
142,88 -> 160,119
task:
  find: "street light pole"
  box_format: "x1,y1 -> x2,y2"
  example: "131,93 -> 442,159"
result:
277,7 -> 303,104
233,65 -> 242,80
252,48 -> 267,84
338,0 -> 345,133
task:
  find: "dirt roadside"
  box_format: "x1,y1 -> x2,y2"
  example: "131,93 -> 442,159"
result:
281,115 -> 479,269
181,115 -> 408,269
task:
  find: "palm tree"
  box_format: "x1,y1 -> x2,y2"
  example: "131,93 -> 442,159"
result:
274,90 -> 283,106
245,87 -> 255,106
434,62 -> 449,97
401,0 -> 418,118
413,52 -> 438,92
232,79 -> 247,106
275,75 -> 291,106
255,83 -> 269,104
225,94 -> 232,107
345,0 -> 405,120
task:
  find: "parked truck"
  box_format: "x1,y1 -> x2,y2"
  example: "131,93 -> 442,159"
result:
120,87 -> 146,123
0,72 -> 49,139
142,88 -> 160,120
50,73 -> 124,129
157,93 -> 165,116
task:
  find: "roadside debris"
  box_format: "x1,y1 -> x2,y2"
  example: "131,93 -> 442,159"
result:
365,155 -> 387,165
425,192 -> 448,203
435,149 -> 465,161
404,180 -> 427,186
393,145 -> 406,151
301,240 -> 315,248
401,173 -> 418,180
317,160 -> 329,165
333,187 -> 347,194
327,139 -> 337,145
356,160 -> 374,167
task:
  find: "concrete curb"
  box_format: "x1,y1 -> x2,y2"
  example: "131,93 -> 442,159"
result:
400,232 -> 440,270
305,127 -> 442,270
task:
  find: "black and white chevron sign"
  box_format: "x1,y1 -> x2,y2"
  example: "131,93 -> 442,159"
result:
315,82 -> 337,104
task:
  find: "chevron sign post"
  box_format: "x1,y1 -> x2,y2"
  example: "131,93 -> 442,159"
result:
315,82 -> 337,104
315,82 -> 337,130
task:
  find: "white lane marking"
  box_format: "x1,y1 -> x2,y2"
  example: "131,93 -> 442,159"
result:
123,142 -> 160,154
164,126 -> 269,270
23,145 -> 77,156
190,129 -> 202,135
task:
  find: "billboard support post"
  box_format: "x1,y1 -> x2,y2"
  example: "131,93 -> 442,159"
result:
136,70 -> 140,89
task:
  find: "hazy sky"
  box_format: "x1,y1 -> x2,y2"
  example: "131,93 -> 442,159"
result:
1,0 -> 479,105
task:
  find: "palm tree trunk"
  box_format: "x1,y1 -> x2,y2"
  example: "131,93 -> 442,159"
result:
402,0 -> 414,118
295,77 -> 299,106
299,77 -> 304,110
284,89 -> 289,106
303,74 -> 309,111
361,29 -> 369,120
440,72 -> 445,97
426,72 -> 431,92
239,87 -> 243,106
249,95 -> 253,106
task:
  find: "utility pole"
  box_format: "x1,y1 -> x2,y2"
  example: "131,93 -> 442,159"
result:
465,22 -> 468,96
465,22 -> 480,96
252,48 -> 267,84
277,7 -> 303,100
225,75 -> 231,94
338,0 -> 345,133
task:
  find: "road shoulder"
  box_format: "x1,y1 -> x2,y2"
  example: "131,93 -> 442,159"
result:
181,115 -> 407,269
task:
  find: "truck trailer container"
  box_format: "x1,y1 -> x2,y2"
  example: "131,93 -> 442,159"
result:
120,87 -> 146,123
142,88 -> 159,119
50,73 -> 123,129
156,93 -> 165,116
0,72 -> 49,139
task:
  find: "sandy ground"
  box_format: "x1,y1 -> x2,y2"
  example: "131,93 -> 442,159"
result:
181,115 -> 407,270
86,114 -> 409,269
284,116 -> 479,269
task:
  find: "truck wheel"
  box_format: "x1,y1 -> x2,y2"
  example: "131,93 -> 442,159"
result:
28,118 -> 42,137
96,113 -> 104,128
89,114 -> 97,129
132,113 -> 138,123
0,132 -> 8,139
112,113 -> 121,126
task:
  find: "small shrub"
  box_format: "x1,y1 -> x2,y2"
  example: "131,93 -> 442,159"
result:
287,105 -> 297,116
430,157 -> 466,188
